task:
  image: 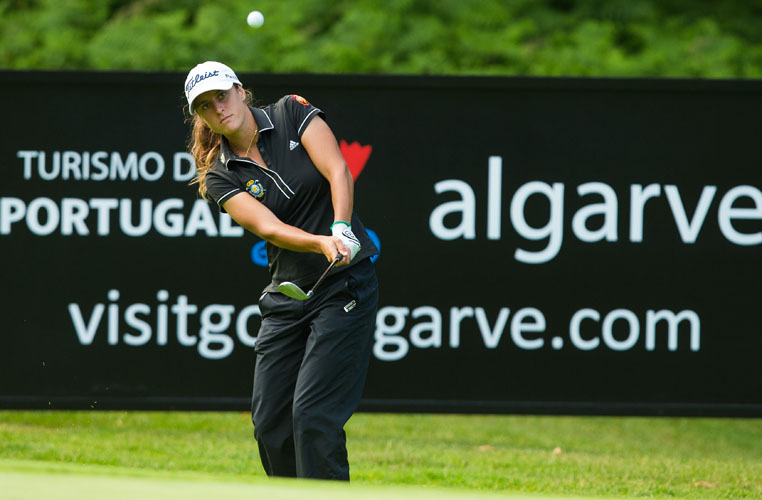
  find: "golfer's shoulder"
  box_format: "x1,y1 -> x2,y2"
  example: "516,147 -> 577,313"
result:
270,94 -> 321,118
206,160 -> 233,180
205,161 -> 240,192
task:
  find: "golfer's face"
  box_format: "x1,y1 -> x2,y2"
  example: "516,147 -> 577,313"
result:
194,87 -> 247,135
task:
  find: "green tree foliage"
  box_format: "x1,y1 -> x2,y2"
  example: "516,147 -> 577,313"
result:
1,0 -> 760,77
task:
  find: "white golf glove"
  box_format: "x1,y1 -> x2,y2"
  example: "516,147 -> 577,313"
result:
331,221 -> 361,261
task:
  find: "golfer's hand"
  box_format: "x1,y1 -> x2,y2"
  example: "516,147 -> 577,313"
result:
319,236 -> 351,266
331,224 -> 361,263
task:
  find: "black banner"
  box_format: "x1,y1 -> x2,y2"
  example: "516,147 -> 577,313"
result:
1,71 -> 760,416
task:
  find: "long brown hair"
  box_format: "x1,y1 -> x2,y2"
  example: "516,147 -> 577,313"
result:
186,85 -> 254,200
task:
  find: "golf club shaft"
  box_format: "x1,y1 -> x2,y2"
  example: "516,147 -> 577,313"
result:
308,253 -> 343,295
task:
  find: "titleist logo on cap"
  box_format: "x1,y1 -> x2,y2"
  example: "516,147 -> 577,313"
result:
185,69 -> 240,94
185,70 -> 220,93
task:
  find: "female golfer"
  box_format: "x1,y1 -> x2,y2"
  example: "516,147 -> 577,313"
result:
183,61 -> 379,480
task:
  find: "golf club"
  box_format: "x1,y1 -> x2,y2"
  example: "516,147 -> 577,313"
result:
278,253 -> 343,300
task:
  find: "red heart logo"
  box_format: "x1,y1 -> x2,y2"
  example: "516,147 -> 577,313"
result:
340,140 -> 372,180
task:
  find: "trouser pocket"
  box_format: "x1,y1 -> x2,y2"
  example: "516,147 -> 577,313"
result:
343,258 -> 378,308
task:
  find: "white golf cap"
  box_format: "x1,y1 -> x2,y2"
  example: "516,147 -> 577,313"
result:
184,61 -> 242,113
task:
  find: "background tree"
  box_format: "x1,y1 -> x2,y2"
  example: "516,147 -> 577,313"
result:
1,0 -> 760,78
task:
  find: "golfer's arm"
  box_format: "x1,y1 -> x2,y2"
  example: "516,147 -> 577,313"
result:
222,192 -> 324,254
302,116 -> 354,224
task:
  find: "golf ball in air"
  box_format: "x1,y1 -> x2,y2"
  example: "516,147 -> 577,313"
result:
247,10 -> 264,27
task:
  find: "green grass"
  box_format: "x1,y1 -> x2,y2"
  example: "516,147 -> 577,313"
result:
0,460 -> 557,500
1,411 -> 761,499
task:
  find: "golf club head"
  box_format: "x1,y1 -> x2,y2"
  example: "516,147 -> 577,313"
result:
277,281 -> 313,300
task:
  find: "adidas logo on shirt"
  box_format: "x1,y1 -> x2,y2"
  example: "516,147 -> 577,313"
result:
289,140 -> 300,151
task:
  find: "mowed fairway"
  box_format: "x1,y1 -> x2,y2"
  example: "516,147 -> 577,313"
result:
0,461 -> 596,500
1,411 -> 761,499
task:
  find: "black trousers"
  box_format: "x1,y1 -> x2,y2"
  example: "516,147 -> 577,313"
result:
251,258 -> 378,480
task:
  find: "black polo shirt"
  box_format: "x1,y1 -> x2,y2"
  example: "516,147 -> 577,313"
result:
205,95 -> 378,293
